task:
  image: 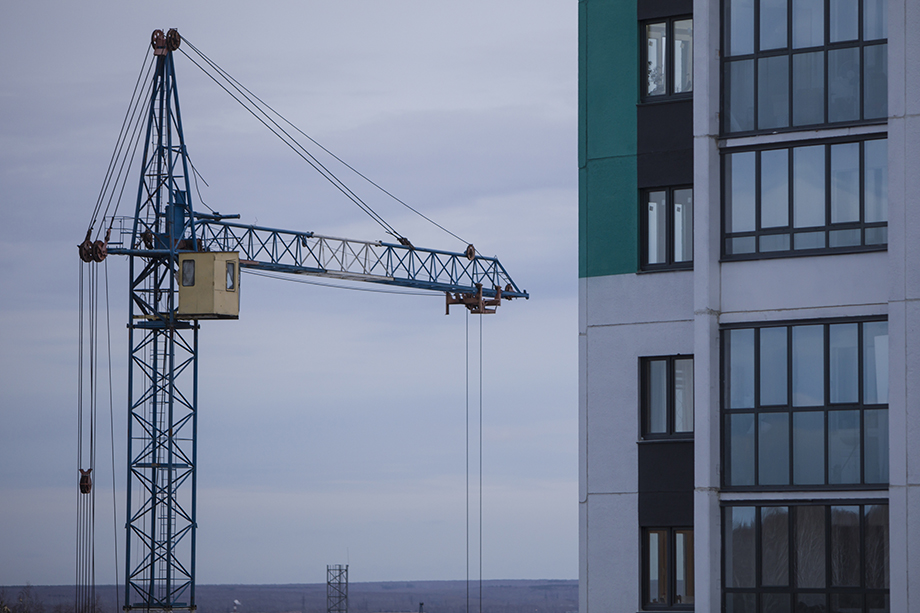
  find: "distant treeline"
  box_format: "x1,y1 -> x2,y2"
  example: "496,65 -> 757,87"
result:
0,581 -> 577,613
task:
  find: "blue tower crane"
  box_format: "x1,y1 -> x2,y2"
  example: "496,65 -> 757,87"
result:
78,29 -> 527,613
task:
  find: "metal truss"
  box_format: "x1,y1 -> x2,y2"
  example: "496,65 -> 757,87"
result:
123,29 -> 198,612
192,219 -> 528,299
326,565 -> 348,613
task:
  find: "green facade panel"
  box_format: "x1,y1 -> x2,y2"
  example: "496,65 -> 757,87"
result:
579,0 -> 639,278
581,156 -> 639,277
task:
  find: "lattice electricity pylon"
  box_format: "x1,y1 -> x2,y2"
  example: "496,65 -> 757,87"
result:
123,29 -> 199,613
326,565 -> 348,613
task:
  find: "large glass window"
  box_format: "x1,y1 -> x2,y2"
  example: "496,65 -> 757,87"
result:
644,18 -> 693,99
722,0 -> 887,134
724,503 -> 889,612
723,137 -> 887,258
644,528 -> 694,608
642,187 -> 693,269
642,356 -> 694,437
723,319 -> 888,489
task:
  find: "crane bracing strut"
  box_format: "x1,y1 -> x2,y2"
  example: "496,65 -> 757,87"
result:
77,29 -> 527,613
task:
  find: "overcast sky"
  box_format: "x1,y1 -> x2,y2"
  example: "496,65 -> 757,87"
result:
0,1 -> 577,588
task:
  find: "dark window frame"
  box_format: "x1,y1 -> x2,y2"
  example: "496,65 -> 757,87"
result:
641,186 -> 695,271
721,134 -> 888,260
641,16 -> 694,102
721,0 -> 887,135
641,355 -> 695,439
722,501 -> 890,612
721,316 -> 889,491
642,526 -> 695,610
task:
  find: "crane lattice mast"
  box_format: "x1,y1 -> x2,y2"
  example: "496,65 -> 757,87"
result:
122,28 -> 198,613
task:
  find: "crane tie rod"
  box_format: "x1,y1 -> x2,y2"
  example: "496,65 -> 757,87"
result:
87,48 -> 157,245
178,40 -> 406,243
181,38 -> 470,248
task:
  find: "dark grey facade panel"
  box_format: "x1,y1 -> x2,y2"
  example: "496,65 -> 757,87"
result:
639,491 -> 694,526
638,440 -> 694,492
637,100 -> 693,187
637,0 -> 692,21
638,441 -> 694,525
638,150 -> 693,187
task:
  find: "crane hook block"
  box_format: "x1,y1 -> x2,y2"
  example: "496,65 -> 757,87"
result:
79,469 -> 92,494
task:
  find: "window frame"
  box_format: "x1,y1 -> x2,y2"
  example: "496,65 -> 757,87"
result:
722,501 -> 889,611
641,187 -> 694,271
721,316 -> 889,491
721,135 -> 888,260
642,527 -> 695,610
641,355 -> 695,439
721,0 -> 888,136
641,16 -> 694,101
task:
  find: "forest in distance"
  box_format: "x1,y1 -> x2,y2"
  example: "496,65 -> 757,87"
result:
1,580 -> 577,613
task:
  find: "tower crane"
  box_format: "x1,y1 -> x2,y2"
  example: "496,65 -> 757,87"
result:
77,29 -> 527,613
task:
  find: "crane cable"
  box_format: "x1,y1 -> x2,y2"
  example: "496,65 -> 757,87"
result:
465,312 -> 484,613
242,268 -> 441,296
75,261 -> 98,613
177,40 -> 403,242
177,37 -> 470,248
86,35 -> 472,256
86,48 -> 156,242
76,259 -> 120,613
181,38 -> 469,247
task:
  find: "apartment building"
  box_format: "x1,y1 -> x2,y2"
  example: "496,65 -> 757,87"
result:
578,0 -> 918,610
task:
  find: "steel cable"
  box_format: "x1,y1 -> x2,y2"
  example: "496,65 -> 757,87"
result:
182,38 -> 469,247
89,49 -> 155,239
177,43 -> 402,240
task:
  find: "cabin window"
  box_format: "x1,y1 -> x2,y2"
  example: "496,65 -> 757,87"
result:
182,260 -> 195,286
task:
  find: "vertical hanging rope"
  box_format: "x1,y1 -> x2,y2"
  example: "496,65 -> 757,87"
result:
478,315 -> 483,613
464,312 -> 485,613
76,262 -> 98,613
465,311 -> 469,613
75,261 -> 84,611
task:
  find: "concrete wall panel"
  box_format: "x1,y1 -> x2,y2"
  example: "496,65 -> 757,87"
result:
584,493 -> 639,613
720,252 -> 888,318
584,271 -> 693,328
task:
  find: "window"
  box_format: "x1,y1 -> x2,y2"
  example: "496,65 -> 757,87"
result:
723,136 -> 887,258
226,262 -> 236,291
642,356 -> 694,437
644,18 -> 693,98
181,259 -> 195,286
642,188 -> 693,269
724,503 -> 889,611
644,528 -> 694,608
722,318 -> 888,488
722,0 -> 887,134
